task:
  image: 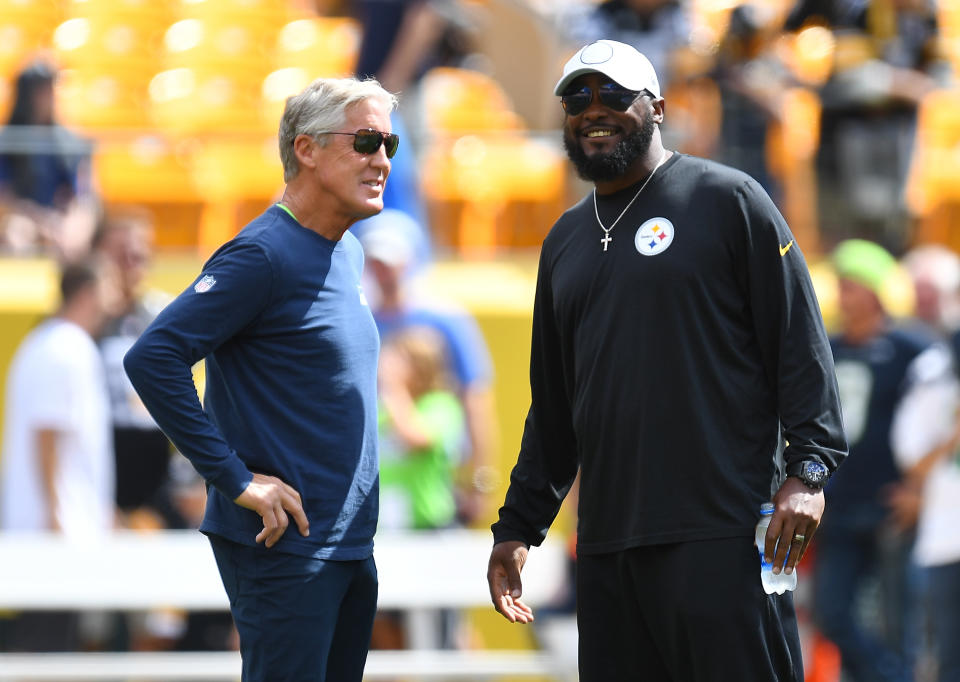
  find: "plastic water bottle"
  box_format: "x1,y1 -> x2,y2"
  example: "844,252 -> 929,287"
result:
755,503 -> 798,595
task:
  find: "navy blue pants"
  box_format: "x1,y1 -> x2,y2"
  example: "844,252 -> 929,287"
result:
927,560 -> 960,682
576,537 -> 803,681
209,534 -> 378,682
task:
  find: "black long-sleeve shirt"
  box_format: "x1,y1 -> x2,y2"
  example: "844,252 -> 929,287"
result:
492,153 -> 847,554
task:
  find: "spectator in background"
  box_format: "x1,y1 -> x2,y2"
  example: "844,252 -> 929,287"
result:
353,207 -> 432,274
0,257 -> 120,651
710,3 -> 794,202
784,0 -> 952,252
0,60 -> 95,260
902,244 -> 960,338
815,239 -> 951,682
353,0 -> 477,230
372,325 -> 465,650
354,0 -> 475,96
895,244 -> 960,682
360,214 -> 499,525
377,326 -> 464,532
93,211 -> 180,530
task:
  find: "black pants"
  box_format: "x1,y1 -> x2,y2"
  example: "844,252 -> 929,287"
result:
576,536 -> 803,681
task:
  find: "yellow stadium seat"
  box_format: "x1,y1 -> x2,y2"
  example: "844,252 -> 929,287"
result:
274,17 -> 360,78
93,135 -> 205,249
260,66 -> 311,130
93,135 -> 199,204
162,18 -> 273,74
781,25 -> 835,86
149,66 -> 274,136
173,0 -> 295,34
421,133 -> 566,254
420,67 -> 526,135
56,67 -> 151,131
190,137 -> 284,255
192,137 -> 281,203
64,0 -> 169,21
906,88 -> 960,249
0,0 -> 62,27
52,16 -> 162,78
0,24 -> 52,81
0,0 -> 61,80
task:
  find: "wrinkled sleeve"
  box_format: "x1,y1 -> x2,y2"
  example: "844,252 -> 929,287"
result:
124,241 -> 273,500
736,179 -> 848,474
492,249 -> 579,547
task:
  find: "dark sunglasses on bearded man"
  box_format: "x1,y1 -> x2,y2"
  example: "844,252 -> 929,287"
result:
560,82 -> 653,117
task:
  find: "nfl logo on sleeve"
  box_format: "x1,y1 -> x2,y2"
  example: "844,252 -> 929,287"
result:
194,275 -> 217,293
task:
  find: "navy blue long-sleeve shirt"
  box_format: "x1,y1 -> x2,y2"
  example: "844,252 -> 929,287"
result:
125,205 -> 380,559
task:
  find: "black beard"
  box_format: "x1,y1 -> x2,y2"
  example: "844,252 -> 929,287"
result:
562,115 -> 655,182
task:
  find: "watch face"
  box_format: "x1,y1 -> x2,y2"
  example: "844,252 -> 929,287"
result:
803,461 -> 829,486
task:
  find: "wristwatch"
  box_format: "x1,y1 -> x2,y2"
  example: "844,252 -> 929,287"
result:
786,460 -> 831,490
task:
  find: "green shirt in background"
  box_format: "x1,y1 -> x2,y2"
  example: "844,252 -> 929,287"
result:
378,390 -> 464,530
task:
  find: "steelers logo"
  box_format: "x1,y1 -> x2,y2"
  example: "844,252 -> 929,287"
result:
634,217 -> 675,256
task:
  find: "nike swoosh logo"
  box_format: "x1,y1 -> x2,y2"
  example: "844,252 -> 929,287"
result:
779,240 -> 794,257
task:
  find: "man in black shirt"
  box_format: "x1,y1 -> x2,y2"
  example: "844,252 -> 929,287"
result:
486,39 -> 847,681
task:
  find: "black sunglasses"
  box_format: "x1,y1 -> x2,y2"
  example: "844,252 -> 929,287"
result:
313,128 -> 399,158
560,83 -> 650,117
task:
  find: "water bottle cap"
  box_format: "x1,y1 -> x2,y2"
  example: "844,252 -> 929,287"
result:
760,502 -> 775,515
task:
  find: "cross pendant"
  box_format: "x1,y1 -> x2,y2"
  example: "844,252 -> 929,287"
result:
601,233 -> 612,251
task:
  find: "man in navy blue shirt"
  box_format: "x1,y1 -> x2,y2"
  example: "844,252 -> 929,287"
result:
124,77 -> 399,681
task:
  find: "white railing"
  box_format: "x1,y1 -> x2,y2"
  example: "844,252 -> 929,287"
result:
0,529 -> 575,681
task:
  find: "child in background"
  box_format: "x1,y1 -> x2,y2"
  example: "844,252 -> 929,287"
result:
372,326 -> 466,652
377,325 -> 465,532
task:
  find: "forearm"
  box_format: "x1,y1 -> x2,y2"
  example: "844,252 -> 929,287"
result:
380,387 -> 433,450
35,429 -> 62,531
463,385 -> 497,469
377,1 -> 447,92
492,408 -> 578,547
124,333 -> 251,500
903,422 -> 960,488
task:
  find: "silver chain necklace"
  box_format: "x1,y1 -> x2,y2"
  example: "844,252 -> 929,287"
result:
593,151 -> 667,252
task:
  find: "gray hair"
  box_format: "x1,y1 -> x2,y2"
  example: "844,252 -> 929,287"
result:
278,77 -> 398,182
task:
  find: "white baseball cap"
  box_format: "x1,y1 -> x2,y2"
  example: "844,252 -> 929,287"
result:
358,211 -> 416,268
554,40 -> 661,98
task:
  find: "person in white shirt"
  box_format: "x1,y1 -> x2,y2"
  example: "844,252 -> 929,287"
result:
893,245 -> 960,682
0,257 -> 120,652
2,258 -> 120,536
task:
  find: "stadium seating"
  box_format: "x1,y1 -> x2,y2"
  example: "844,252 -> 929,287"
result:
422,133 -> 566,254
1,0 -> 578,254
417,66 -> 566,255
906,87 -> 960,250
274,16 -> 360,78
421,67 -> 525,135
0,1 -> 62,118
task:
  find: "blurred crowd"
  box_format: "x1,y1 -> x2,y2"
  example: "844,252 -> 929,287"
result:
0,0 -> 957,259
1,0 -> 960,680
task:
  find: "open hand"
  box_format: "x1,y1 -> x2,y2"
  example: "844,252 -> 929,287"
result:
487,541 -> 534,623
